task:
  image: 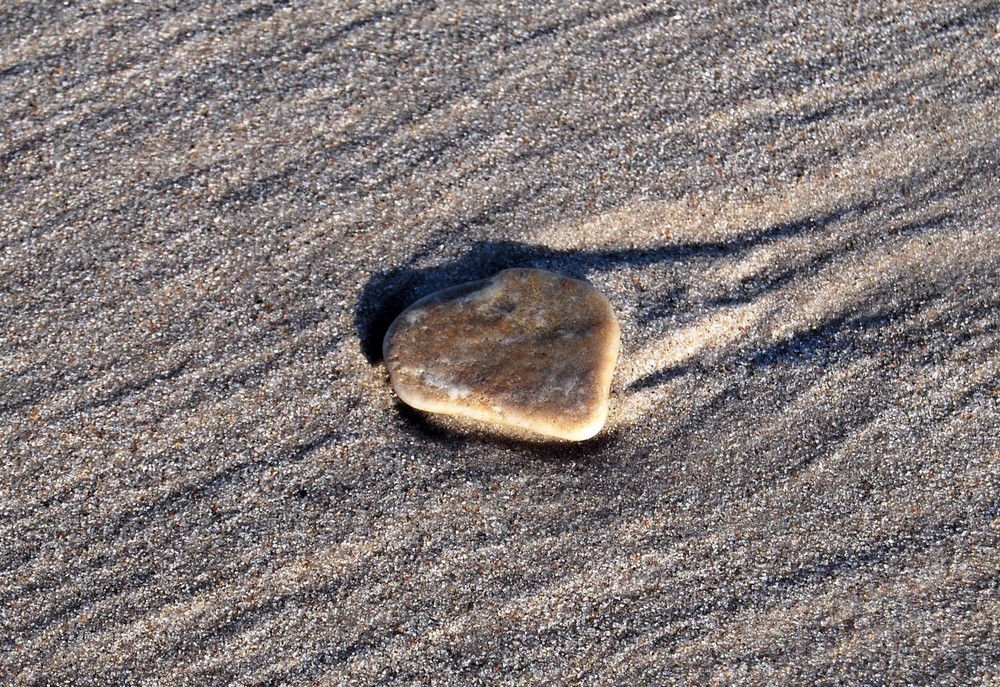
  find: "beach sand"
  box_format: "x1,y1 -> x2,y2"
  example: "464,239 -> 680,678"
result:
2,1 -> 999,684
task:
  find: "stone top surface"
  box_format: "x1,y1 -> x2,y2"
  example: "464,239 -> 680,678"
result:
383,268 -> 620,441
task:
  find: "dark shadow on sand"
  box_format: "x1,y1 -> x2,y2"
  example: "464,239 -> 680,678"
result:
354,200 -> 969,446
354,203 -> 867,366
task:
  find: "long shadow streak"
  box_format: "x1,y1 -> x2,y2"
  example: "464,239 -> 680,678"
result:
354,204 -> 863,365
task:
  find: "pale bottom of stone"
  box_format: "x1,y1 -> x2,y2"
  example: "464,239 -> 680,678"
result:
394,385 -> 610,441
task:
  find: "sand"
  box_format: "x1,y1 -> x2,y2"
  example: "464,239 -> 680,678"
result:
2,1 -> 999,685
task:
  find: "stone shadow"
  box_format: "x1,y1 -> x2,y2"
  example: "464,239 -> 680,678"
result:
353,202 -> 963,449
354,203 -> 866,366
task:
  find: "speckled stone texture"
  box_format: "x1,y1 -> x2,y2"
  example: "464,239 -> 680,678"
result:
2,1 -> 999,686
384,269 -> 620,441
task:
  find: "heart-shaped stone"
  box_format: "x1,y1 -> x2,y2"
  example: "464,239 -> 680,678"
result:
383,268 -> 620,441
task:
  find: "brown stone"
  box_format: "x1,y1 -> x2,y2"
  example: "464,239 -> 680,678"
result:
383,268 -> 620,441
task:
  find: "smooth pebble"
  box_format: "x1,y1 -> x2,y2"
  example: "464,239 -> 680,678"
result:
383,268 -> 620,440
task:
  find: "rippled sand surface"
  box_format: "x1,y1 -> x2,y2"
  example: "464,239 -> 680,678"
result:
2,2 -> 998,684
